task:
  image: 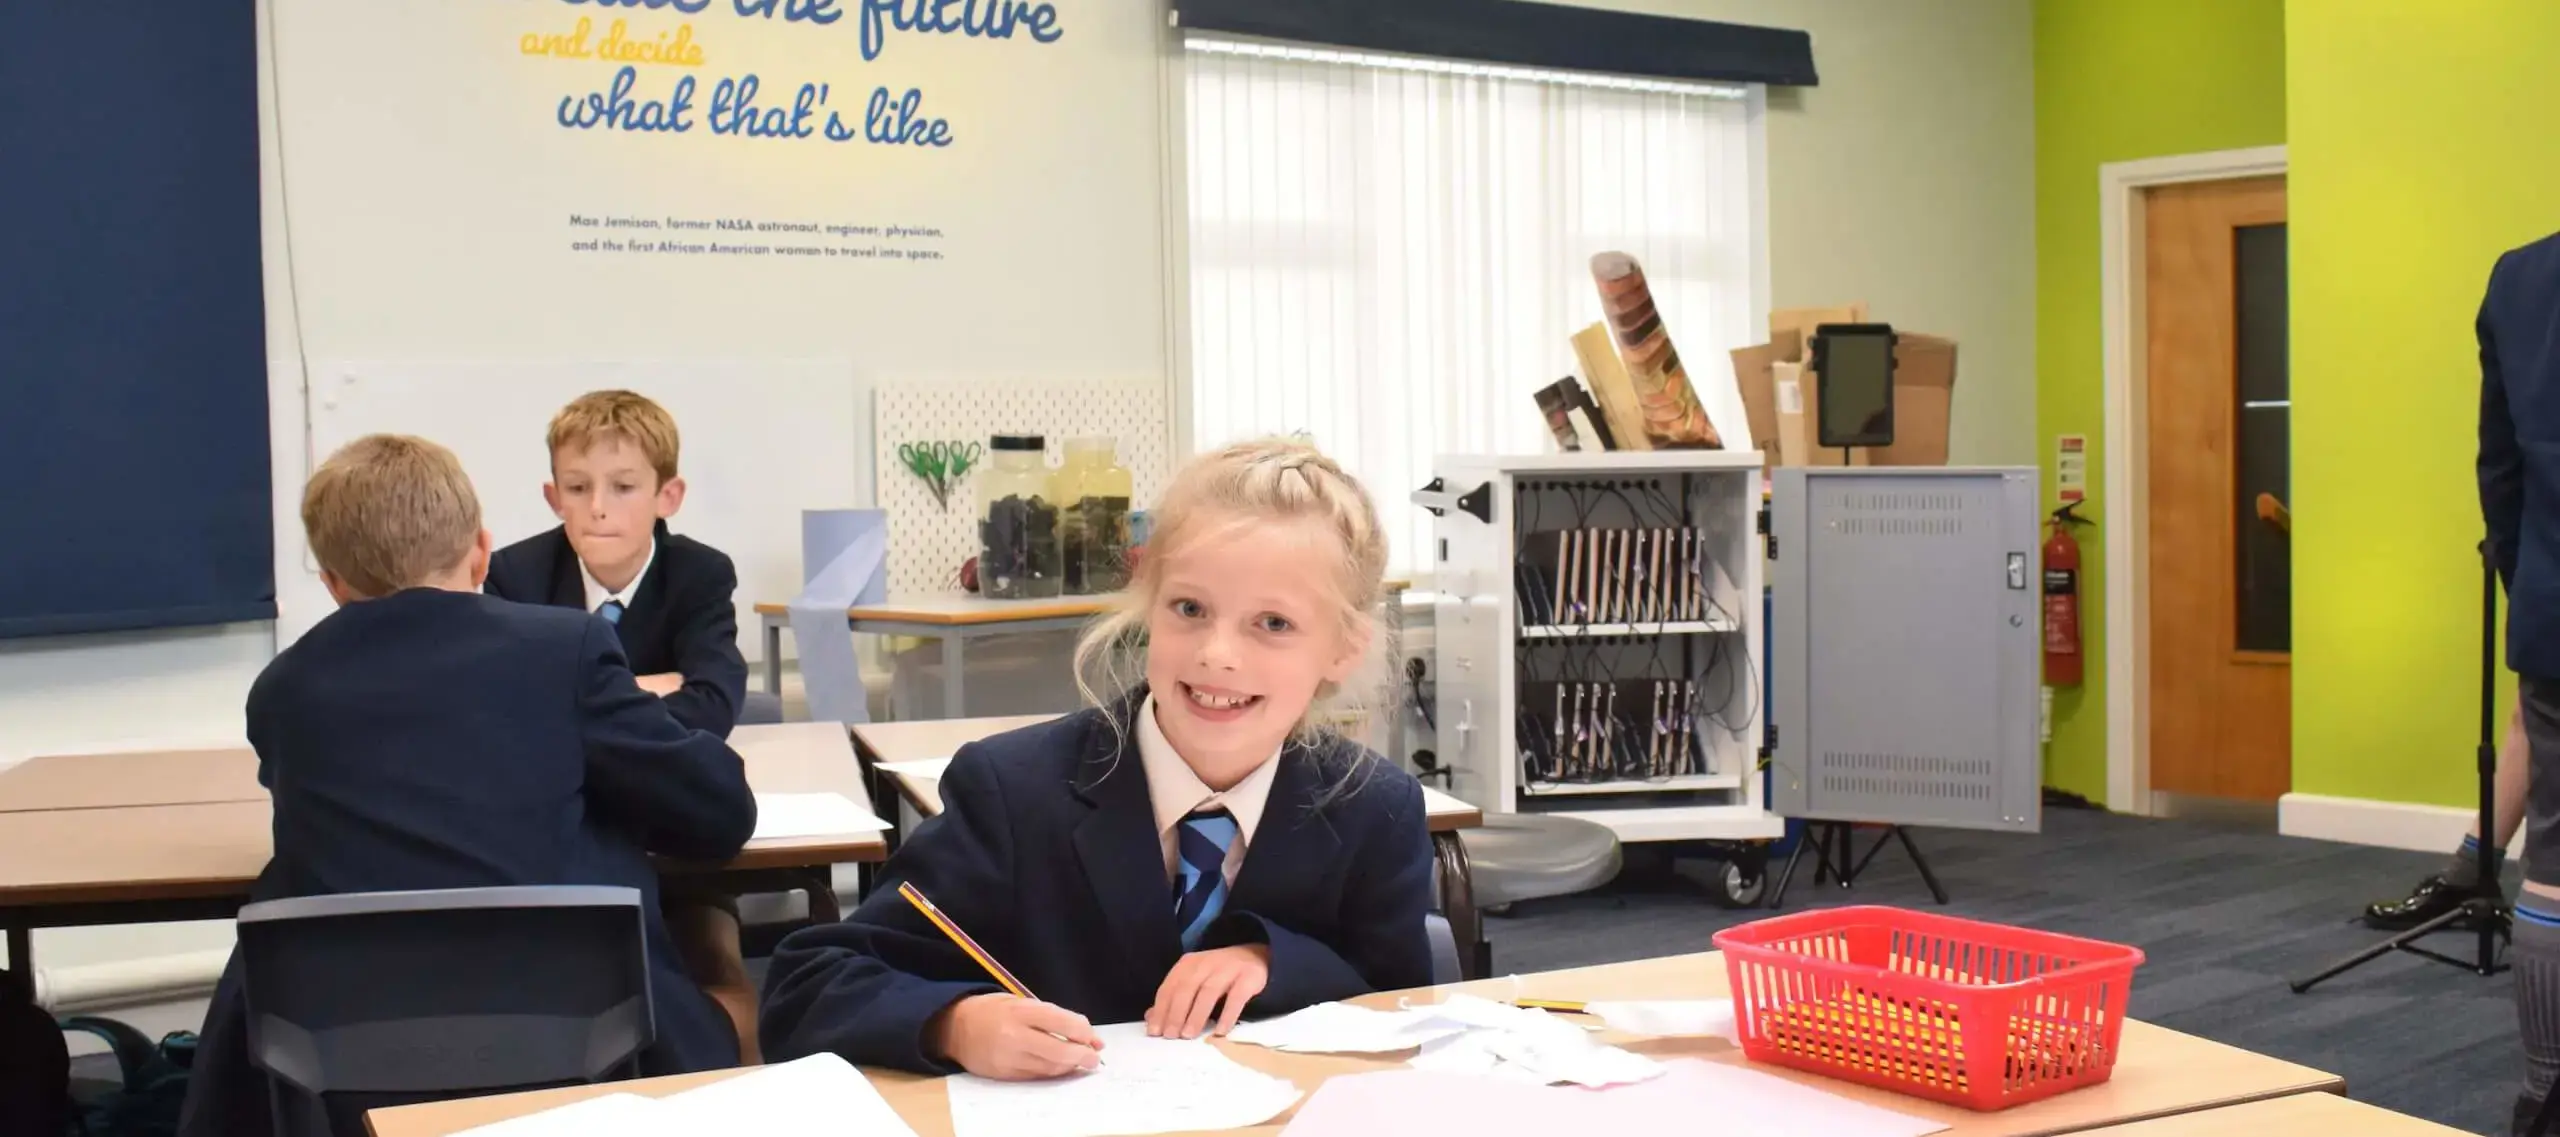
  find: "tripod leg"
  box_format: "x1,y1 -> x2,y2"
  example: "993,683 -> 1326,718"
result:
1895,827 -> 1952,905
2290,903 -> 2484,993
1766,826 -> 1815,909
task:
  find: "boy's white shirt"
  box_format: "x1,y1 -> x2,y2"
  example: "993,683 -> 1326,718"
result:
579,536 -> 658,615
1137,693 -> 1281,889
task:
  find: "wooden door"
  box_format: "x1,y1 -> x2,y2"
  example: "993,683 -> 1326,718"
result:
2145,175 -> 2290,802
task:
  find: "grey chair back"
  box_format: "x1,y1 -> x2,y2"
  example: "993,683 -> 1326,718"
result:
236,886 -> 654,1137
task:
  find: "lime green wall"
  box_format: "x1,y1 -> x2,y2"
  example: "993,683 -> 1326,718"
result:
2289,2 -> 2560,806
2033,0 -> 2286,804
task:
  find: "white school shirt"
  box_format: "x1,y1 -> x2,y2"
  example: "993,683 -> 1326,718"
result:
579,537 -> 658,616
1136,693 -> 1282,888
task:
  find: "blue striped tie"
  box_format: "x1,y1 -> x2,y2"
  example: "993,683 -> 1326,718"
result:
1173,809 -> 1238,950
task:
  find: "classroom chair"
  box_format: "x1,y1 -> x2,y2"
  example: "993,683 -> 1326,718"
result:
1423,913 -> 1463,985
236,886 -> 655,1137
1458,813 -> 1623,974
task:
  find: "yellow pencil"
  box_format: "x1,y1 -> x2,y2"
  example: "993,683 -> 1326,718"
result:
1512,998 -> 1590,1013
898,881 -> 1103,1064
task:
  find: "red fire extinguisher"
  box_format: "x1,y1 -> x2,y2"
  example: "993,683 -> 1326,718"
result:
2043,502 -> 2091,686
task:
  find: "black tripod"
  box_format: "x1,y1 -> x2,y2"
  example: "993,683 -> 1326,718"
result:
1764,820 -> 1950,909
2289,541 -> 2509,994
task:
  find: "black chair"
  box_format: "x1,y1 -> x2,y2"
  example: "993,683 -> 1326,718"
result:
235,886 -> 655,1137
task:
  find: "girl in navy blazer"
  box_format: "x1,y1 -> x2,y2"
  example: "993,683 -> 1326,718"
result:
760,438 -> 1436,1079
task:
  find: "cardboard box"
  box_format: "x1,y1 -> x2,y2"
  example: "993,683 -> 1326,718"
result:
1726,307 -> 1956,468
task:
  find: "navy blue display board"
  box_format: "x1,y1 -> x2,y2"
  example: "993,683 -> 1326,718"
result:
1172,0 -> 1818,87
0,2 -> 275,637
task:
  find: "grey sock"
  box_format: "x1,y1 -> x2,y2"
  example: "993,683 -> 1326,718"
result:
2449,834 -> 2498,890
2512,905 -> 2560,1136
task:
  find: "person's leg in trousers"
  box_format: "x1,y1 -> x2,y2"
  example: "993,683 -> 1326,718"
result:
664,890 -> 760,1065
2511,677 -> 2560,1136
2367,695 -> 2527,928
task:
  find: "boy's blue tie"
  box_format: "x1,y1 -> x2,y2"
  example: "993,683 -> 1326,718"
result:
596,600 -> 624,627
1173,808 -> 1239,950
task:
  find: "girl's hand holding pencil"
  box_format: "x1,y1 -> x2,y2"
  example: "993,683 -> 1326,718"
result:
902,880 -> 1109,1080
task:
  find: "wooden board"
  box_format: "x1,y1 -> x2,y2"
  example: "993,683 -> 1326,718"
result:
2081,1092 -> 2466,1136
0,723 -> 885,909
368,951 -> 2343,1137
0,748 -> 263,812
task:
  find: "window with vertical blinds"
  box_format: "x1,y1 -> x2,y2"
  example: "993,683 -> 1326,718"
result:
1180,36 -> 1763,577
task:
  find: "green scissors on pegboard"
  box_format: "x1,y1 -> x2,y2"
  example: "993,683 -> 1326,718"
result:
898,440 -> 982,511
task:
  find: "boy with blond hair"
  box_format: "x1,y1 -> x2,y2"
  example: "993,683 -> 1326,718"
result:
487,390 -> 748,737
178,434 -> 757,1137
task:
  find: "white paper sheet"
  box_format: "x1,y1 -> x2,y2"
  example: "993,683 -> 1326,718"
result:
451,1055 -> 922,1136
451,1093 -> 677,1137
1583,998 -> 1739,1040
944,1022 -> 1302,1137
877,757 -> 952,782
1405,1023 -> 1662,1088
656,1054 -> 918,1134
752,792 -> 893,840
1226,1001 -> 1472,1054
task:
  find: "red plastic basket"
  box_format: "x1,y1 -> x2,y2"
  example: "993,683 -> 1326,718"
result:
1712,906 -> 2146,1111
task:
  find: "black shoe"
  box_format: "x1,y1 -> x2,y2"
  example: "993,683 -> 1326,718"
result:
2361,874 -> 2480,930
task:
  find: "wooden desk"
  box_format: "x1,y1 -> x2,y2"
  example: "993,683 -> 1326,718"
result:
368,950 -> 2344,1137
0,748 -> 265,812
2082,1093 -> 2465,1136
855,713 -> 1486,979
0,723 -> 885,977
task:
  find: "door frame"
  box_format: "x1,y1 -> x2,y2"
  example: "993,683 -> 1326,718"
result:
2099,145 -> 2288,816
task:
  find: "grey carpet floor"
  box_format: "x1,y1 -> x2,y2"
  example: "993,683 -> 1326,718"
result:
1485,806 -> 2516,1135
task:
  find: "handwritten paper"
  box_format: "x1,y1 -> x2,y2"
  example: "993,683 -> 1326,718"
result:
1282,1059 -> 1947,1137
752,792 -> 893,841
945,1022 -> 1301,1137
877,757 -> 952,782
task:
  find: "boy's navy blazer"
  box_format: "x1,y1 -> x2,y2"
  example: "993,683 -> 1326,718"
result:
758,693 -> 1437,1073
485,519 -> 748,737
2481,230 -> 2560,680
176,589 -> 758,1137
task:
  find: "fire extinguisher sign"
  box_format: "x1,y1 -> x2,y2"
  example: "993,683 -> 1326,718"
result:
2057,434 -> 2088,504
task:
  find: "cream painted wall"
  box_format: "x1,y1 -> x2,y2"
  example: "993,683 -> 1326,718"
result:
3,0 -> 2038,984
1566,0 -> 2039,467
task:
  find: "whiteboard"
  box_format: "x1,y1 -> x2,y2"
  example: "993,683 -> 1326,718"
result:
295,359 -> 868,656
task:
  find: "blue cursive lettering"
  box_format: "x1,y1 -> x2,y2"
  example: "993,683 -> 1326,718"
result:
860,0 -> 1061,61
732,0 -> 844,23
865,87 -> 952,146
562,0 -> 715,11
709,75 -> 824,138
558,66 -> 698,132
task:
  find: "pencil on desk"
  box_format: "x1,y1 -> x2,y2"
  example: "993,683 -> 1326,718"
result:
1512,998 -> 1590,1013
898,880 -> 1104,1064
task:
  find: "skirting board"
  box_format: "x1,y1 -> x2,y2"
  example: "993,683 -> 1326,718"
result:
2278,792 -> 2526,859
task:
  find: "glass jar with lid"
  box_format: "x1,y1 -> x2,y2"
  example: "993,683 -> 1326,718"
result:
1055,436 -> 1134,594
977,434 -> 1061,599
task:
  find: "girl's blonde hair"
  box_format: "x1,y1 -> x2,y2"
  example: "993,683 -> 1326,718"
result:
1072,437 -> 1398,756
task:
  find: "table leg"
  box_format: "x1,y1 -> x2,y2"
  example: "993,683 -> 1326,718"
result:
4,924 -> 32,1007
763,622 -> 784,697
1433,831 -> 1482,980
942,634 -> 968,719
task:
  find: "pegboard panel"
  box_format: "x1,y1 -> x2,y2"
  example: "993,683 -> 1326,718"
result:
873,384 -> 1171,596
